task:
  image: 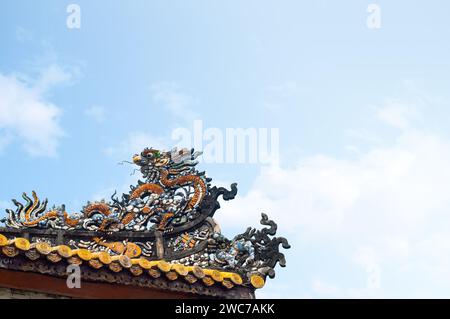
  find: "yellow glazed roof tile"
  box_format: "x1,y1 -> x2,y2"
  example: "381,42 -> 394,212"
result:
0,234 -> 259,289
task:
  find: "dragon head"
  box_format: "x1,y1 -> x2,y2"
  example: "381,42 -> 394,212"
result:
133,148 -> 170,168
133,147 -> 203,180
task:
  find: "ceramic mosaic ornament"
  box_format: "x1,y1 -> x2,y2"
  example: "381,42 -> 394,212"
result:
0,147 -> 290,297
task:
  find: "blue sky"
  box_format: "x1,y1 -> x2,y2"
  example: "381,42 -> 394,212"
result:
2,0 -> 450,298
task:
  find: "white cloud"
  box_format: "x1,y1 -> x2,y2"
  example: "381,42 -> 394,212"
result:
309,278 -> 382,299
104,131 -> 168,159
376,101 -> 418,129
312,279 -> 340,295
0,65 -> 73,156
84,105 -> 106,123
150,82 -> 199,121
216,101 -> 450,297
34,64 -> 77,93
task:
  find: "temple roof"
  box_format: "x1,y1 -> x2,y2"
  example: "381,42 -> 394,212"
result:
0,147 -> 289,298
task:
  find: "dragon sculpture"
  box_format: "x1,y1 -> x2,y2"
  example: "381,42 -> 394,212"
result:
4,147 -> 208,232
1,147 -> 290,282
